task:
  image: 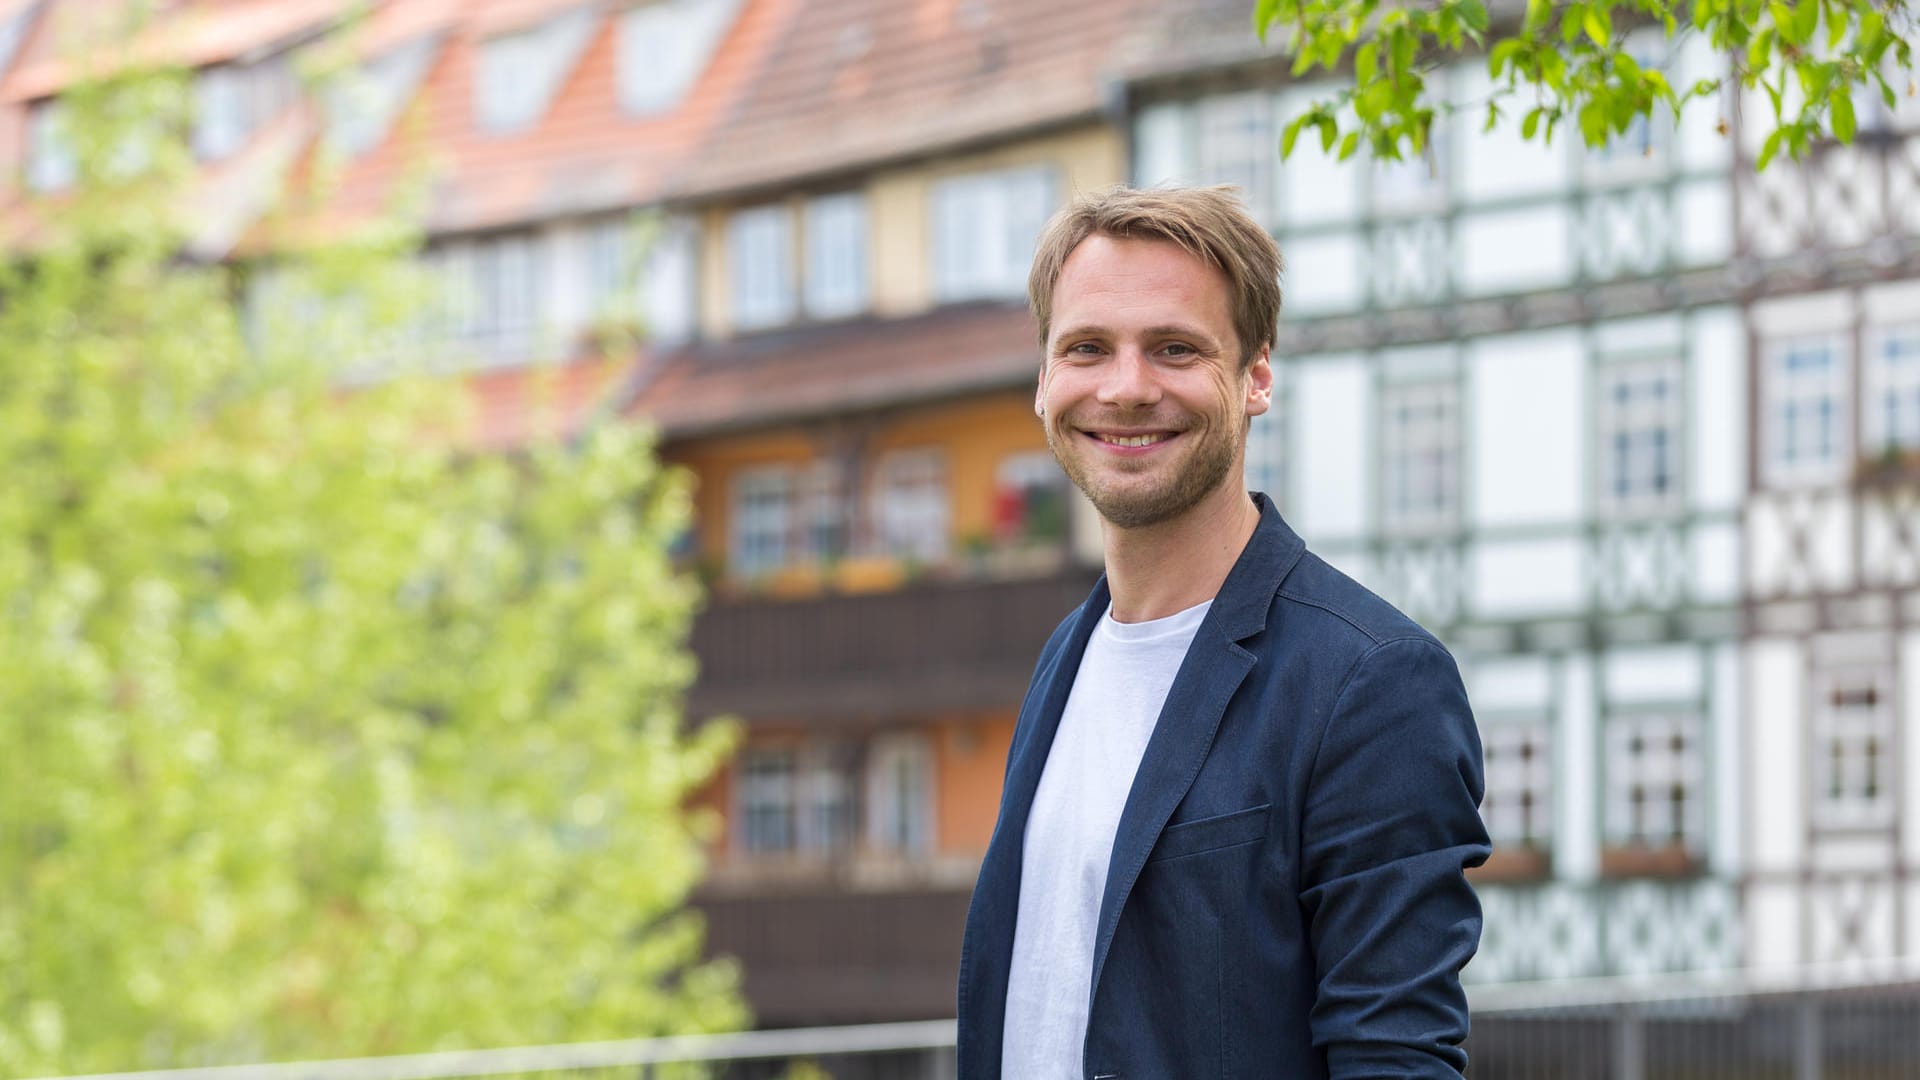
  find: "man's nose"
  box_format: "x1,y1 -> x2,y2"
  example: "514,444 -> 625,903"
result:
1095,346 -> 1161,409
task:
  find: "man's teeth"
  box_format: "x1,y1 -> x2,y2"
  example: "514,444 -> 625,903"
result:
1100,433 -> 1167,447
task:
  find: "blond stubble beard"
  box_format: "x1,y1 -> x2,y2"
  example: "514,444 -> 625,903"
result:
1044,414 -> 1242,530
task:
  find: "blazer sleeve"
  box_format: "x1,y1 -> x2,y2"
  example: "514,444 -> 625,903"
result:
1298,635 -> 1491,1078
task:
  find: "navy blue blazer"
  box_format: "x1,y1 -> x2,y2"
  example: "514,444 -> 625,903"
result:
957,495 -> 1490,1079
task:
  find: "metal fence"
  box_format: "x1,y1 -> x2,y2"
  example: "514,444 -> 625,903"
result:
35,965 -> 1920,1080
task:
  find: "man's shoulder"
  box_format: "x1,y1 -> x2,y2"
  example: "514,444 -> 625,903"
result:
1266,548 -> 1449,661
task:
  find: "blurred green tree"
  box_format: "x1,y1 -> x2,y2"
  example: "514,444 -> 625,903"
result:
1254,0 -> 1916,168
0,38 -> 743,1080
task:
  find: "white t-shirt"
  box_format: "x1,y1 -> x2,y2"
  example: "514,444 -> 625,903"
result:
1001,598 -> 1213,1078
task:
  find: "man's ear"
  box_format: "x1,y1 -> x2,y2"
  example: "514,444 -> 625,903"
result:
1245,346 -> 1274,418
1034,369 -> 1047,418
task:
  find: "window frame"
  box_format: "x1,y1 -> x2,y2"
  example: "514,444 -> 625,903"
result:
728,203 -> 797,332
802,191 -> 870,320
868,447 -> 950,562
1865,323 -> 1920,454
1763,333 -> 1852,488
930,164 -> 1057,303
1600,707 -> 1707,861
1596,354 -> 1686,517
1380,378 -> 1461,534
1811,668 -> 1897,832
729,464 -> 796,577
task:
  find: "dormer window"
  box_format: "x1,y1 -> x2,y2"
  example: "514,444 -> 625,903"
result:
616,0 -> 741,117
324,37 -> 438,159
193,59 -> 296,162
475,7 -> 597,135
0,5 -> 30,77
26,99 -> 74,192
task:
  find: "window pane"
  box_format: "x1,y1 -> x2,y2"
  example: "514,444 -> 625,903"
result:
804,192 -> 869,319
730,205 -> 795,330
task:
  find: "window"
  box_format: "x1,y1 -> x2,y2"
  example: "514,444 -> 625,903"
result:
27,100 -> 75,192
1371,131 -> 1448,215
1598,358 -> 1683,514
796,459 -> 851,562
587,218 -> 635,314
1765,335 -> 1850,485
1584,38 -> 1669,180
642,217 -> 697,345
1196,92 -> 1275,224
1381,380 -> 1459,532
1244,406 -> 1284,503
472,233 -> 538,353
1813,671 -> 1895,830
475,8 -> 597,134
729,204 -> 796,331
803,192 -> 869,319
867,734 -> 934,855
736,743 -> 856,855
1479,716 -> 1552,852
870,449 -> 949,561
1602,711 -> 1705,853
194,65 -> 249,160
0,7 -> 28,76
931,165 -> 1056,301
326,38 -> 437,158
739,747 -> 797,852
1867,326 -> 1920,452
587,214 -> 697,344
617,0 -> 741,116
730,466 -> 793,576
993,452 -> 1069,546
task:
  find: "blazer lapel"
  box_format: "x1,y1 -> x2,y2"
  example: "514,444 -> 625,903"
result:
960,576 -> 1110,1075
1085,495 -> 1304,1007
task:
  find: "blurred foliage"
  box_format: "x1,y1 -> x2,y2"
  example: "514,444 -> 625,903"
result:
0,31 -> 743,1080
1254,0 -> 1916,167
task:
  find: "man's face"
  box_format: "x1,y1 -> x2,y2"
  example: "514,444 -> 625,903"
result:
1037,234 -> 1273,530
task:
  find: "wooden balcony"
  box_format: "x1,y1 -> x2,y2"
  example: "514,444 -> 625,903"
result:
687,563 -> 1103,724
695,882 -> 975,1027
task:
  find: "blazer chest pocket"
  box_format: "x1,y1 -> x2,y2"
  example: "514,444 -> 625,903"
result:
1148,802 -> 1271,862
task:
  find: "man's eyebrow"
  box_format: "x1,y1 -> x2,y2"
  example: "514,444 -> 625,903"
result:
1050,323 -> 1218,344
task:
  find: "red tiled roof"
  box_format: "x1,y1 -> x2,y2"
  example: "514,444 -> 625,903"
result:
464,353 -> 629,450
666,0 -> 1150,199
1,0 -> 346,103
298,0 -> 800,237
621,301 -> 1041,438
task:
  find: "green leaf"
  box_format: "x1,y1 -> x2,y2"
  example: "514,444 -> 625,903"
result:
1317,114 -> 1339,153
1579,100 -> 1610,145
1831,86 -> 1856,142
1252,0 -> 1283,42
1747,27 -> 1776,74
1522,105 -> 1545,139
1757,126 -> 1785,168
1489,39 -> 1523,79
1338,130 -> 1363,160
1458,0 -> 1489,33
1524,0 -> 1551,33
1356,41 -> 1379,85
1484,100 -> 1502,133
1583,6 -> 1611,47
1792,0 -> 1819,48
1770,1 -> 1801,44
1281,114 -> 1309,158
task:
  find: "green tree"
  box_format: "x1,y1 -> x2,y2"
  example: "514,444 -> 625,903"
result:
0,45 -> 743,1080
1254,0 -> 1916,167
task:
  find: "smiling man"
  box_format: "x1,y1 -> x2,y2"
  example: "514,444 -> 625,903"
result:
956,186 -> 1490,1079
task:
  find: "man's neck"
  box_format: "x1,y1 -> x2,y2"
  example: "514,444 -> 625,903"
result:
1100,484 -> 1261,623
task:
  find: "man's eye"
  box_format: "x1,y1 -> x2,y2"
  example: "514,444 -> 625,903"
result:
1068,342 -> 1103,355
1163,343 -> 1196,357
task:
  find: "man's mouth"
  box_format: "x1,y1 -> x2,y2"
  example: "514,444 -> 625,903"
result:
1089,431 -> 1176,448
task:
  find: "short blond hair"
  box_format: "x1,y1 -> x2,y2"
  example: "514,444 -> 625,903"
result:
1027,185 -> 1283,368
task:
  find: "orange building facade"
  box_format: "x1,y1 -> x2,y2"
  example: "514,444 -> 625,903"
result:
0,0 -> 1149,1028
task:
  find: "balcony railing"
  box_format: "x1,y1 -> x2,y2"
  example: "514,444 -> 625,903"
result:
34,965 -> 1920,1080
687,564 -> 1102,723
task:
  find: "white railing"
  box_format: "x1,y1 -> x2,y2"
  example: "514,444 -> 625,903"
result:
31,963 -> 1920,1080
